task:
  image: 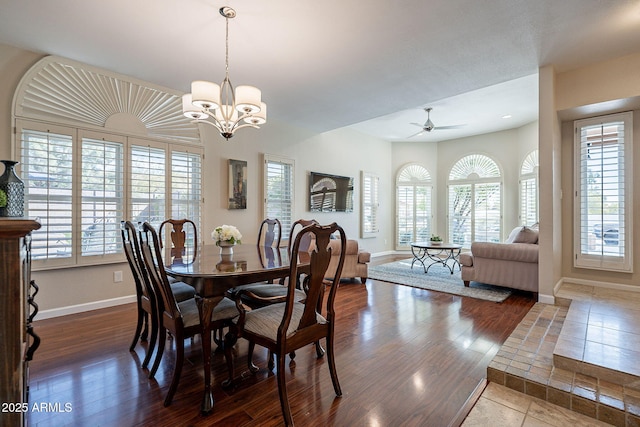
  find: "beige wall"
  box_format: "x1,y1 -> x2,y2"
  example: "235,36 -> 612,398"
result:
554,53 -> 640,290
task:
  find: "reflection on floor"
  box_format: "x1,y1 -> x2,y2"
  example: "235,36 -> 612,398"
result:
463,283 -> 640,427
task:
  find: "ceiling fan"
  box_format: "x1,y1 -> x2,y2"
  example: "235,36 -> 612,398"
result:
408,107 -> 466,138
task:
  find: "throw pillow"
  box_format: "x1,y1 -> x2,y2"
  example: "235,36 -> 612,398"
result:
505,226 -> 539,244
506,226 -> 523,243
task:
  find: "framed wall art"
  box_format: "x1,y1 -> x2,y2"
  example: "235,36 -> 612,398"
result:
228,159 -> 247,209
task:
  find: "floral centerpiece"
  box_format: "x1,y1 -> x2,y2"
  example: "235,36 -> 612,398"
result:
211,225 -> 242,255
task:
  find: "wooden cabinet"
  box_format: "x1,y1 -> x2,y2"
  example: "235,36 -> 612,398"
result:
0,218 -> 41,427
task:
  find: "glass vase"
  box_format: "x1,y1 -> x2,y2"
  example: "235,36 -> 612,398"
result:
0,160 -> 24,217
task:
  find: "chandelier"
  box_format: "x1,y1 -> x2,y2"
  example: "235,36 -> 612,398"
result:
182,6 -> 266,140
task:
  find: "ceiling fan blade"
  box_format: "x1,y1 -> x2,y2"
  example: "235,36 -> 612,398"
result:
410,122 -> 424,128
406,130 -> 425,138
434,124 -> 466,130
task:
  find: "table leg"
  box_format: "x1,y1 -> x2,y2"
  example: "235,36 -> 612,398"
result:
196,295 -> 218,415
411,246 -> 428,273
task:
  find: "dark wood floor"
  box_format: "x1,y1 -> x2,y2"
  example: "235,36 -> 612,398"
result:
27,257 -> 535,427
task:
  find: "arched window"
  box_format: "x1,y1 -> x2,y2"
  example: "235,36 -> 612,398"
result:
448,154 -> 502,247
520,150 -> 539,226
14,56 -> 202,268
396,164 -> 432,249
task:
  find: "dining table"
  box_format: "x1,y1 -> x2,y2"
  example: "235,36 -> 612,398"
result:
163,243 -> 308,415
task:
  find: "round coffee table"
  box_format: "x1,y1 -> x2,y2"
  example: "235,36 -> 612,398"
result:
410,242 -> 462,274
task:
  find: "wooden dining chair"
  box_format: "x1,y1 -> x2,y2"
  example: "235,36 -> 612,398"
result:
287,218 -> 318,254
225,222 -> 347,426
122,221 -> 197,373
121,221 -> 159,369
139,222 -> 238,406
259,217 -> 282,249
227,218 -> 306,308
159,218 -> 198,261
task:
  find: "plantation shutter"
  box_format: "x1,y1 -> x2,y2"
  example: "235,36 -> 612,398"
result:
448,184 -> 472,246
264,155 -> 294,237
171,150 -> 202,231
130,144 -> 166,229
574,112 -> 632,272
80,132 -> 125,260
361,172 -> 379,238
19,122 -> 74,265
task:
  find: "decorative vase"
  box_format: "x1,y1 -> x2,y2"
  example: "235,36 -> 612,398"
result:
0,160 -> 25,217
218,241 -> 235,255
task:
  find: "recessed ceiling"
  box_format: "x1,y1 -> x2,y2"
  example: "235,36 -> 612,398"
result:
1,0 -> 639,138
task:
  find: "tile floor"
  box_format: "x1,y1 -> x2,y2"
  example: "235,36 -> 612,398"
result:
463,283 -> 640,427
463,382 -> 613,427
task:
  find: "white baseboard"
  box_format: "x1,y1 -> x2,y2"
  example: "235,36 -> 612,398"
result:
371,250 -> 399,258
538,293 -> 555,304
37,295 -> 136,320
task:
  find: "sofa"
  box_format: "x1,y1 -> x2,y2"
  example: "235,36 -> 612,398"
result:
324,239 -> 371,283
459,225 -> 539,296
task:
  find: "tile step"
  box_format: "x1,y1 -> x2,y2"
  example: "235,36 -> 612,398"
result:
553,300 -> 640,387
487,296 -> 640,427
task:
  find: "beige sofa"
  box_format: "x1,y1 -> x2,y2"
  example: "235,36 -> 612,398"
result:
459,225 -> 539,296
324,239 -> 370,283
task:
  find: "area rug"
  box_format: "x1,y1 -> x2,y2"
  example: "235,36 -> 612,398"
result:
368,259 -> 511,302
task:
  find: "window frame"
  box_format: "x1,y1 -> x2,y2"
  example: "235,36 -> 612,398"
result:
573,111 -> 633,272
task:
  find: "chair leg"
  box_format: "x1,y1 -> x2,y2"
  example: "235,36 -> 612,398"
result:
268,350 -> 275,371
315,340 -> 325,358
222,329 -> 237,388
326,334 -> 342,397
276,353 -> 294,426
129,307 -> 145,351
164,334 -> 184,407
141,311 -> 149,341
142,310 -> 158,369
213,326 -> 224,350
247,341 -> 259,373
149,327 -> 166,379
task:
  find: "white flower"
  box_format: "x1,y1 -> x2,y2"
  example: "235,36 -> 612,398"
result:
211,225 -> 242,246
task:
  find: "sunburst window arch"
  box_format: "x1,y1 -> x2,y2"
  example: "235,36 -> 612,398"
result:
12,55 -> 200,144
395,163 -> 433,249
449,153 -> 502,181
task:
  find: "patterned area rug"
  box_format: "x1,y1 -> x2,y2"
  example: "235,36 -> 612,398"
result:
368,259 -> 512,303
